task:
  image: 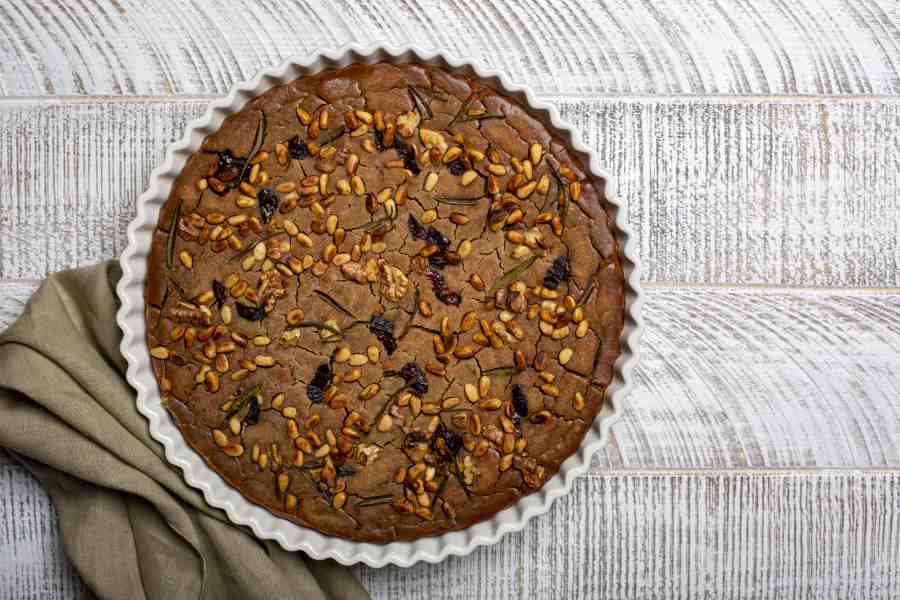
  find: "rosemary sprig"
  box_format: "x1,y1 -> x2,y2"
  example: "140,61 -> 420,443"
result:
227,229 -> 286,262
316,124 -> 346,147
448,92 -> 475,131
407,86 -> 433,120
577,281 -> 595,307
459,112 -> 504,122
165,198 -> 182,269
237,111 -> 266,184
225,385 -> 260,418
372,386 -> 405,425
548,160 -> 570,220
167,276 -> 187,301
299,459 -> 325,471
487,250 -> 545,294
416,86 -> 448,101
481,366 -> 524,377
356,494 -> 395,508
346,215 -> 393,232
433,195 -> 483,206
314,290 -> 357,320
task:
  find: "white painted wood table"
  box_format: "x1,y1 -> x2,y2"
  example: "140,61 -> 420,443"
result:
2,1 -> 900,598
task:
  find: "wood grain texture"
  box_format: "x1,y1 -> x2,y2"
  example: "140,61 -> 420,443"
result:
3,2 -> 900,596
354,470 -> 900,600
3,462 -> 899,599
1,0 -> 900,96
2,96 -> 898,286
2,281 -> 897,470
0,464 -> 83,600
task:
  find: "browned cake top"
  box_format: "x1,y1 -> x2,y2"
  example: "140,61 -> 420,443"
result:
144,62 -> 624,542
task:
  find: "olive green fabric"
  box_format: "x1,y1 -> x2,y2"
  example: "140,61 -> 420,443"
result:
0,262 -> 369,600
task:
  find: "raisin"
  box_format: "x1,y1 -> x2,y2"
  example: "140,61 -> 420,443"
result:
287,135 -> 310,160
428,253 -> 450,270
307,362 -> 333,404
426,269 -> 461,305
212,280 -> 227,309
368,315 -> 397,355
399,362 -> 428,396
257,188 -> 279,224
408,214 -> 427,239
543,256 -> 570,290
512,384 -> 529,417
424,226 -> 450,250
243,395 -> 260,427
236,303 -> 267,321
214,150 -> 245,184
447,160 -> 466,176
394,139 -> 420,175
431,422 -> 462,462
373,129 -> 387,152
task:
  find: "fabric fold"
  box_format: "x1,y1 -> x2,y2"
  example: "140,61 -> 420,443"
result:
0,262 -> 369,600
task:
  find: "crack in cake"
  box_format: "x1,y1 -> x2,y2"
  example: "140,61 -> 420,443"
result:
144,62 -> 624,542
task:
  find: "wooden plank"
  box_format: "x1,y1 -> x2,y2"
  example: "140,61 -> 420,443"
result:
354,470 -> 900,600
3,280 -> 898,470
1,96 -> 898,286
0,464 -> 83,600
1,0 -> 900,96
3,462 -> 898,599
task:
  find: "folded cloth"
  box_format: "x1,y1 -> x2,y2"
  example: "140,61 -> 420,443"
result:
0,262 -> 369,600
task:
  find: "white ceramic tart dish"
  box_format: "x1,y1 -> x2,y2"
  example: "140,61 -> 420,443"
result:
116,44 -> 643,567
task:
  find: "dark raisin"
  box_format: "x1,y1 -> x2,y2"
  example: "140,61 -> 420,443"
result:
308,385 -> 324,405
399,362 -> 428,396
214,150 -> 245,183
307,362 -> 333,404
212,280 -> 227,309
287,135 -> 310,160
368,315 -> 397,355
243,395 -> 260,427
543,256 -> 570,290
424,226 -> 451,250
426,269 -> 462,305
431,422 -> 462,462
447,160 -> 466,176
236,303 -> 267,321
512,384 -> 529,417
428,253 -> 450,270
373,129 -> 387,152
408,214 -> 427,239
394,139 -> 421,175
257,188 -> 279,224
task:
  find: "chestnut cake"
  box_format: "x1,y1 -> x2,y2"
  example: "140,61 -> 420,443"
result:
145,62 -> 624,542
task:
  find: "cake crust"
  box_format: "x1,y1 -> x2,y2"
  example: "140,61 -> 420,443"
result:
144,62 -> 624,542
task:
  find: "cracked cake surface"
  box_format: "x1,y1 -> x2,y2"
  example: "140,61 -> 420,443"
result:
144,62 -> 625,542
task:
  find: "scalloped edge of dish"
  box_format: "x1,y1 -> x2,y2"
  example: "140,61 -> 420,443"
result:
116,44 -> 644,567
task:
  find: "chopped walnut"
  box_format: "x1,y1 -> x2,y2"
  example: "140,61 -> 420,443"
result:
378,260 -> 410,302
514,454 -> 548,489
356,443 -> 380,466
456,455 -> 478,486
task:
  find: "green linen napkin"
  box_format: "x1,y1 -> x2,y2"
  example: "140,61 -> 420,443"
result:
0,262 -> 370,600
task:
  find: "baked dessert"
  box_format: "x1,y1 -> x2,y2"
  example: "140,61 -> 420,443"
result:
145,62 -> 624,542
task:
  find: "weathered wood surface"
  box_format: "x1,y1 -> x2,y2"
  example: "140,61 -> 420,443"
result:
2,0 -> 900,597
2,96 -> 899,286
4,462 -> 899,600
1,0 -> 900,96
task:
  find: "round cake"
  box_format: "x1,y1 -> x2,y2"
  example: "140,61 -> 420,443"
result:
144,62 -> 624,542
